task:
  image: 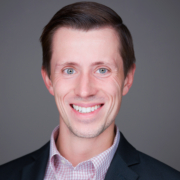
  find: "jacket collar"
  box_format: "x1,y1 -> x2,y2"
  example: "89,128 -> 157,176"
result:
105,132 -> 140,180
21,142 -> 50,180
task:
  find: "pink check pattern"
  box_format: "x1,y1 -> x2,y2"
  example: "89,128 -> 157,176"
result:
44,125 -> 120,180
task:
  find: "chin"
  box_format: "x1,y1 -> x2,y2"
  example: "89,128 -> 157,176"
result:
67,124 -> 105,138
67,120 -> 113,139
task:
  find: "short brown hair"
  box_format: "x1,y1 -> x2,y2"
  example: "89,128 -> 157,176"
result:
40,1 -> 136,77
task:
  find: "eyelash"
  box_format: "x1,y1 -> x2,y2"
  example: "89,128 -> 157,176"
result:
63,67 -> 109,75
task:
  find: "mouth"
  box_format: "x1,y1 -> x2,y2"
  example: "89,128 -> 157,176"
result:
70,104 -> 104,114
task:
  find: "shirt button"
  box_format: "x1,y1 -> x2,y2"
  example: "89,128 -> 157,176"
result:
61,160 -> 66,164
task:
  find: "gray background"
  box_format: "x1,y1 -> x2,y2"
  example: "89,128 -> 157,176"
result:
0,0 -> 180,171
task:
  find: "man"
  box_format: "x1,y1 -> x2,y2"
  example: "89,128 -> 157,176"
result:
0,2 -> 180,180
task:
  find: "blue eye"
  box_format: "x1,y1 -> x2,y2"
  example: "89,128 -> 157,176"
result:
64,68 -> 75,74
97,68 -> 108,74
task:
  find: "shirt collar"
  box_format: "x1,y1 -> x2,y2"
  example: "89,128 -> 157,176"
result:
49,125 -> 120,177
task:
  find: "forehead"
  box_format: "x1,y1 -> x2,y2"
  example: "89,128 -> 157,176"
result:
51,27 -> 122,66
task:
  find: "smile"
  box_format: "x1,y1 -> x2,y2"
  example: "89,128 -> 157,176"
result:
72,104 -> 102,113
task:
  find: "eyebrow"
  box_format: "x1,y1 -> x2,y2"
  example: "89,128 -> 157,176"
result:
90,61 -> 118,68
55,61 -> 116,67
55,62 -> 79,67
91,61 -> 108,66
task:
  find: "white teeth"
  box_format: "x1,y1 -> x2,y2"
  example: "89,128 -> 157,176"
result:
87,107 -> 91,113
82,107 -> 86,113
74,105 -> 78,111
72,104 -> 102,113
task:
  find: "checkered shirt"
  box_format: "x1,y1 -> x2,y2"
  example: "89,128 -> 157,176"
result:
44,125 -> 120,180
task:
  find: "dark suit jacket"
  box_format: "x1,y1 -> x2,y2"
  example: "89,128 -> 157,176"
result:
0,133 -> 180,180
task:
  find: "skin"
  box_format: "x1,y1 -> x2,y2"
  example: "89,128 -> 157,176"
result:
41,27 -> 135,166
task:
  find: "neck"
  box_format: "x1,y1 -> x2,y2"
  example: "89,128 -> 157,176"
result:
56,120 -> 115,167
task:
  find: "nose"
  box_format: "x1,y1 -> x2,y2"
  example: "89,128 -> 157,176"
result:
74,72 -> 97,98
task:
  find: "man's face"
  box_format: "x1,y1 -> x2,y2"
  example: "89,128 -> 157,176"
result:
42,27 -> 135,138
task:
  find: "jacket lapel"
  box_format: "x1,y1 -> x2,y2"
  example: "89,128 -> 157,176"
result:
105,132 -> 140,180
21,142 -> 50,180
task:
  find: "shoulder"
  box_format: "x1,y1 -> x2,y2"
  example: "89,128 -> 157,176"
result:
0,142 -> 50,180
136,151 -> 180,179
116,132 -> 180,180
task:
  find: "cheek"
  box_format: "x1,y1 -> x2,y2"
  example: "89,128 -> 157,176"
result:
52,77 -> 75,101
100,76 -> 123,118
111,76 -> 123,112
97,77 -> 123,123
98,76 -> 123,99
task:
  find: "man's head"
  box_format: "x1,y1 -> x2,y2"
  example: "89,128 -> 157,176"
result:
41,2 -> 136,139
40,1 -> 135,78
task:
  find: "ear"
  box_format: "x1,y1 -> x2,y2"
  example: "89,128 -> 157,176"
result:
122,63 -> 136,96
41,68 -> 54,96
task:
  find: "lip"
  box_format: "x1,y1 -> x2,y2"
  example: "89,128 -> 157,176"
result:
70,103 -> 104,118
